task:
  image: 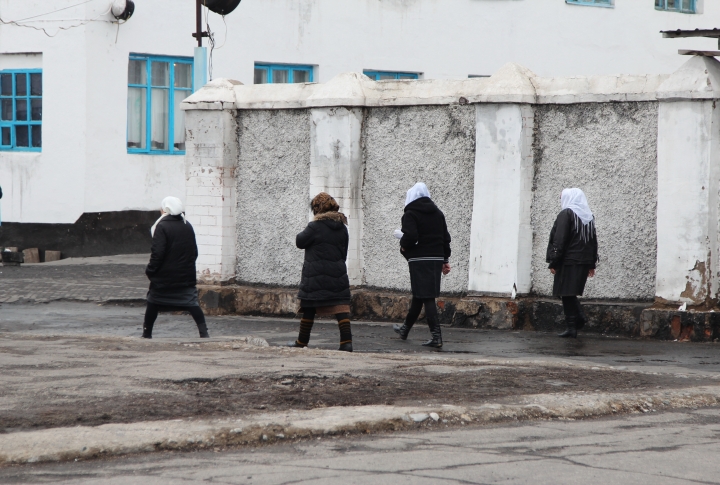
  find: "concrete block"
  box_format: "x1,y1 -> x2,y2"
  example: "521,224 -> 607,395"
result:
22,248 -> 40,264
44,251 -> 61,262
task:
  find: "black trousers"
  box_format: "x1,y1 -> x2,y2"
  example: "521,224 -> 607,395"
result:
405,297 -> 439,327
143,302 -> 207,336
561,296 -> 582,319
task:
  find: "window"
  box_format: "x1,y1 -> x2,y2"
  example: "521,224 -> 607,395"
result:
655,0 -> 696,13
254,64 -> 314,84
0,70 -> 42,151
364,71 -> 420,81
127,55 -> 193,154
565,0 -> 613,7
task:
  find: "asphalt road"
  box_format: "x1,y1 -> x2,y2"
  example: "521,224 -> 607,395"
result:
2,301 -> 720,376
2,408 -> 719,484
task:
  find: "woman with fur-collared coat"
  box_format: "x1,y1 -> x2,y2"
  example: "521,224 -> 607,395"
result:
288,192 -> 353,352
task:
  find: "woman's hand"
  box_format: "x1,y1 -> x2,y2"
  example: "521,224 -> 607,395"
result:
588,269 -> 595,278
550,268 -> 556,275
442,263 -> 451,275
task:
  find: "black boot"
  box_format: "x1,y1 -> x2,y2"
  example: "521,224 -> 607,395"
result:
338,342 -> 353,352
558,316 -> 577,338
422,317 -> 443,349
196,322 -> 210,338
287,340 -> 306,348
142,322 -> 153,339
575,301 -> 587,330
393,321 -> 412,340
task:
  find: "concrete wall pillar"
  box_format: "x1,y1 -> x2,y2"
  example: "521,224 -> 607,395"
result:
309,107 -> 365,285
182,80 -> 240,283
468,103 -> 534,296
656,56 -> 720,304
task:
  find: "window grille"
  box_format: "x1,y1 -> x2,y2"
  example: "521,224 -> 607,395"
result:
0,70 -> 42,151
655,0 -> 696,13
363,71 -> 420,81
127,55 -> 193,154
566,0 -> 614,6
254,64 -> 314,84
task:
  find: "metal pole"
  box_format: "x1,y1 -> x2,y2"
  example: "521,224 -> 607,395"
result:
196,0 -> 202,47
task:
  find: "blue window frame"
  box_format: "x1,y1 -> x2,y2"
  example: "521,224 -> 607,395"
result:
364,71 -> 419,81
655,0 -> 696,13
127,54 -> 193,155
565,0 -> 613,7
0,70 -> 42,152
254,64 -> 314,84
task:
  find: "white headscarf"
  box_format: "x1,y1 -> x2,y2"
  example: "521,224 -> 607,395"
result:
561,188 -> 594,241
405,182 -> 431,207
150,196 -> 186,237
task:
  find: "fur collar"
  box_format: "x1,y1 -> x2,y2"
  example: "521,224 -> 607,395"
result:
314,211 -> 348,225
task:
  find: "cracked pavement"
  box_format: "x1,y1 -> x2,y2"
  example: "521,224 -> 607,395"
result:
2,409 -> 720,484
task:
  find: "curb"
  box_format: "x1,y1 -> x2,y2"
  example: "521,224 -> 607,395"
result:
2,386 -> 720,465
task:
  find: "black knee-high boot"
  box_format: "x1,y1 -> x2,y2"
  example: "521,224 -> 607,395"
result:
559,296 -> 578,338
575,299 -> 587,330
289,308 -> 315,348
188,306 -> 210,338
421,298 -> 442,348
142,302 -> 159,339
337,313 -> 353,352
394,297 -> 423,340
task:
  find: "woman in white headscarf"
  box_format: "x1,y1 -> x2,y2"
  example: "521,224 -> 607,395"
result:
393,183 -> 451,348
142,196 -> 209,339
546,188 -> 599,338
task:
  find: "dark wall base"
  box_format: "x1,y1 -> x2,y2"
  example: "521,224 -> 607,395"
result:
0,211 -> 157,259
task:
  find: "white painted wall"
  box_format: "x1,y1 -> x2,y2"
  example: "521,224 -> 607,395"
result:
309,107 -> 365,285
468,103 -> 534,296
1,0 -> 717,224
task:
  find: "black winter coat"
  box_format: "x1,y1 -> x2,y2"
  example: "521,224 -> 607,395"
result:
400,197 -> 451,262
296,212 -> 351,302
546,209 -> 598,269
145,215 -> 198,289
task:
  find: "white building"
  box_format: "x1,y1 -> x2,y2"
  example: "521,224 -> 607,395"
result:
0,0 -> 717,255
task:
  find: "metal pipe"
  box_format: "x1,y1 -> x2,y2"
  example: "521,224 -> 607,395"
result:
196,0 -> 202,47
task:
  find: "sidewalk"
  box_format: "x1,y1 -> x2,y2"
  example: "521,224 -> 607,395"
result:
0,254 -> 148,304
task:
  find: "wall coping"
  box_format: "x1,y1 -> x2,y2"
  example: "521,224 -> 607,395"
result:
182,58 -> 720,111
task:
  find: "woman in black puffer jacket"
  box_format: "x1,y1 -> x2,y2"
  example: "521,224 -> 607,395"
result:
143,196 -> 209,339
288,192 -> 353,352
546,188 -> 599,339
393,183 -> 451,349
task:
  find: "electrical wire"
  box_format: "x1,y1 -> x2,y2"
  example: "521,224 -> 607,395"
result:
9,0 -> 99,23
205,12 -> 229,82
0,3 -> 116,37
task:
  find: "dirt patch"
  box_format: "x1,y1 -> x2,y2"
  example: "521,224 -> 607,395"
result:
0,365 -> 710,433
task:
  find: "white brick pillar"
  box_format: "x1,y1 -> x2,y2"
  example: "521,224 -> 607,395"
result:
181,79 -> 240,284
656,56 -> 720,304
309,107 -> 365,285
467,64 -> 536,296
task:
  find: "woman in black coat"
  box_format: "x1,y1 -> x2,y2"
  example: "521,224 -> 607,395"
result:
546,188 -> 599,338
288,192 -> 353,352
142,196 -> 209,339
393,183 -> 451,348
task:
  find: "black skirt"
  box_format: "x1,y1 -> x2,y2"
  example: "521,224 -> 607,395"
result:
552,264 -> 591,297
147,286 -> 199,307
408,259 -> 444,299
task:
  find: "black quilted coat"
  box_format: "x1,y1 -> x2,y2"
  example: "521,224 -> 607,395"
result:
296,212 -> 351,303
145,215 -> 198,289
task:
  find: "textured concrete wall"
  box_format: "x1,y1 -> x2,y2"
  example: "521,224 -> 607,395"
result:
362,105 -> 476,294
235,110 -> 311,286
531,102 -> 658,300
